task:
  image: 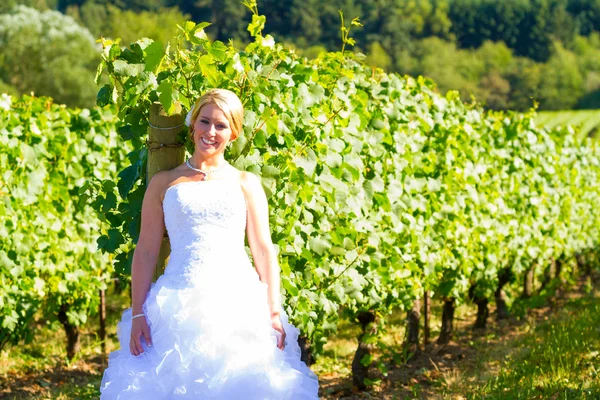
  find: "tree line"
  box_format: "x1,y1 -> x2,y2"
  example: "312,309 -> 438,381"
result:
1,0 -> 599,110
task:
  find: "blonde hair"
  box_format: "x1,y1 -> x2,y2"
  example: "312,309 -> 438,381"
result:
188,88 -> 244,141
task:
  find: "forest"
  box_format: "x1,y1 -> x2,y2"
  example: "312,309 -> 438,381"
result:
1,0 -> 599,111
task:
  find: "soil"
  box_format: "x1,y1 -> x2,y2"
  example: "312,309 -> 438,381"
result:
0,356 -> 104,399
1,277 -> 596,400
319,279 -> 598,399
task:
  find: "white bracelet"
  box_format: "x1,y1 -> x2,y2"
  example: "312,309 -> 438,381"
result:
131,313 -> 145,321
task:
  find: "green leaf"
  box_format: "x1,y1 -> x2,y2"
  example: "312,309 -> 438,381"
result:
296,149 -> 318,177
157,81 -> 177,115
121,43 -> 145,64
117,163 -> 140,200
96,85 -> 113,107
262,165 -> 280,178
309,237 -> 332,256
144,41 -> 165,72
206,41 -> 229,63
112,60 -> 145,77
199,55 -> 220,87
108,43 -> 121,60
247,14 -> 266,37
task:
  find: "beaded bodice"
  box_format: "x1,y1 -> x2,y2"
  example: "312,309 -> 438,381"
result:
161,180 -> 249,279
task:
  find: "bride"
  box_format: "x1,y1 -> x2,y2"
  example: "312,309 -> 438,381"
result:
100,88 -> 320,399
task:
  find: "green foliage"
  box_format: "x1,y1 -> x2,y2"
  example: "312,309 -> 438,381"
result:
448,0 -> 560,62
4,0 -> 600,111
364,42 -> 392,70
410,37 -> 483,100
567,0 -> 600,35
67,3 -> 189,47
0,94 -> 127,350
537,42 -> 585,110
193,0 -> 251,44
0,79 -> 18,96
536,109 -> 600,139
572,33 -> 600,109
0,0 -> 54,13
92,5 -> 600,358
0,5 -> 100,108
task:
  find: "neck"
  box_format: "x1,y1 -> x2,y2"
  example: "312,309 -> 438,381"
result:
190,153 -> 226,170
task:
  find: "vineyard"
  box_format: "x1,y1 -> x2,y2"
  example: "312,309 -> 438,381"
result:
0,95 -> 130,356
535,109 -> 600,141
1,3 -> 600,397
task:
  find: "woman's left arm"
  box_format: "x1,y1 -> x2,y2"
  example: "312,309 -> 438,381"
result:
241,171 -> 285,348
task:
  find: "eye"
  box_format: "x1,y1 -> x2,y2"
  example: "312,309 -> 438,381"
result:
199,118 -> 209,124
217,124 -> 228,129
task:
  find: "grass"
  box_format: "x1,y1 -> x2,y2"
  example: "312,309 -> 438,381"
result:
0,289 -> 125,399
447,293 -> 600,399
317,285 -> 600,399
1,285 -> 599,399
0,323 -> 105,399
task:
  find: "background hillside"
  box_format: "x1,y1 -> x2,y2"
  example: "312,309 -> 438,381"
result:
1,0 -> 599,111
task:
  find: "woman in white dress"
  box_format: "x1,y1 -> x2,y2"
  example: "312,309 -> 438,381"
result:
100,88 -> 320,399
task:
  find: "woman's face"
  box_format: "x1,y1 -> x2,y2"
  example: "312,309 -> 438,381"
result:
192,103 -> 234,156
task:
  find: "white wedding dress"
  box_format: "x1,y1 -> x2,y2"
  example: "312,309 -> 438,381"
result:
100,180 -> 319,399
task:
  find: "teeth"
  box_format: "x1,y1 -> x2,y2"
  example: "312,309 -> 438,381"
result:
201,137 -> 217,145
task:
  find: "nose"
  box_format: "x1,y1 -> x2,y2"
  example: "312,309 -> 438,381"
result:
206,124 -> 217,136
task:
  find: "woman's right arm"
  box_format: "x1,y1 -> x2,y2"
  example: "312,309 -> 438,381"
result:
129,173 -> 167,356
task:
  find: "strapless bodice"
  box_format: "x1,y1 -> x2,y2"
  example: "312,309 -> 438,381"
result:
161,180 -> 249,279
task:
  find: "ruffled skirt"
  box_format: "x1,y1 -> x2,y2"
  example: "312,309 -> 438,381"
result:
100,266 -> 319,399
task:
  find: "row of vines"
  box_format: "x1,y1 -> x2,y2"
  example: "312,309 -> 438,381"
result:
2,1 -> 599,389
0,94 -> 128,357
536,109 -> 600,140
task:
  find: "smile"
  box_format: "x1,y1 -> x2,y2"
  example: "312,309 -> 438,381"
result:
201,137 -> 217,145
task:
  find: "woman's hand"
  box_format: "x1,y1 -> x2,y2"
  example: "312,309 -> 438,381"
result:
271,314 -> 286,350
130,316 -> 152,356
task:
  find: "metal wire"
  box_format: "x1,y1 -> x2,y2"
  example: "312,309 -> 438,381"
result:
144,139 -> 185,152
148,121 -> 186,130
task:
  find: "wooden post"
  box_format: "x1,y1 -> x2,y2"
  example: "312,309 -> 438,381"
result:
147,101 -> 186,280
99,289 -> 106,362
424,290 -> 430,346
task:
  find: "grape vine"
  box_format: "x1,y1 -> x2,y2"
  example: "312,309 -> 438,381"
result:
0,94 -> 128,354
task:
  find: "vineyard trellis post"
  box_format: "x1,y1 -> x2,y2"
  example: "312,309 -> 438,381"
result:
147,101 -> 186,280
424,291 -> 430,346
99,288 -> 106,361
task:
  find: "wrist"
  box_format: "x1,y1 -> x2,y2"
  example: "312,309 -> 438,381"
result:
132,313 -> 145,321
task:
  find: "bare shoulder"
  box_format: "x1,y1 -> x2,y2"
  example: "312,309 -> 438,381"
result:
238,170 -> 263,195
235,169 -> 268,209
239,170 -> 261,185
148,164 -> 189,202
146,170 -> 170,193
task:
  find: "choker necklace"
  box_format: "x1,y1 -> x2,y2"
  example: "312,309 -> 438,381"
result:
185,158 -> 229,177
